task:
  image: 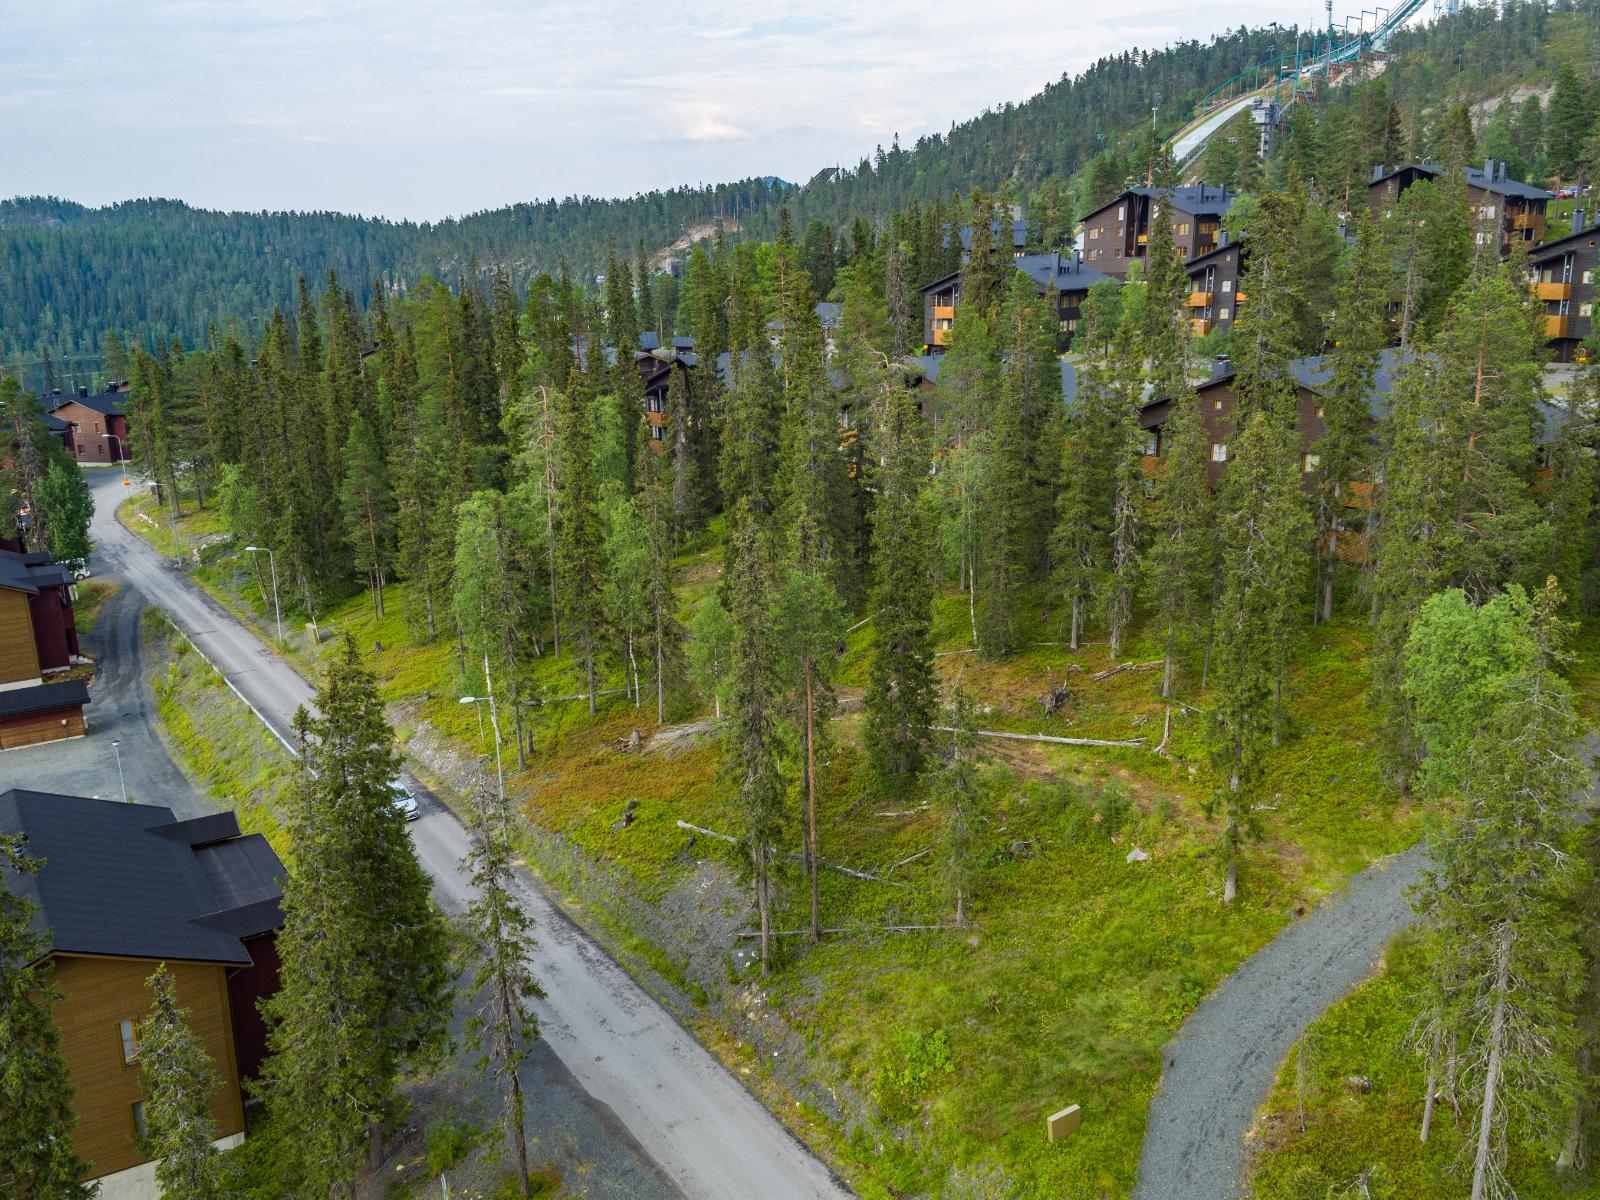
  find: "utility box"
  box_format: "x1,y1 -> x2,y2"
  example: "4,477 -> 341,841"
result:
1047,1104 -> 1081,1143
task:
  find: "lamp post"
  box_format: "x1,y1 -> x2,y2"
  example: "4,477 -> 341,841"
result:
111,739 -> 128,803
104,433 -> 128,486
459,654 -> 505,811
244,546 -> 283,643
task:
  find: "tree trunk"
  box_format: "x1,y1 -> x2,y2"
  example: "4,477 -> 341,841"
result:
1223,857 -> 1237,905
540,388 -> 561,657
967,550 -> 979,649
585,639 -> 597,717
954,887 -> 965,928
1070,596 -> 1081,651
1470,926 -> 1513,1200
628,634 -> 640,709
806,670 -> 820,944
757,847 -> 771,975
1420,1063 -> 1436,1142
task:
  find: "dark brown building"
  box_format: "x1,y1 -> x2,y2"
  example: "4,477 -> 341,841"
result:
0,791 -> 286,1198
48,387 -> 132,464
918,251 -> 1115,354
1368,160 -> 1553,258
1528,217 -> 1598,363
0,548 -> 88,750
1080,185 -> 1236,278
1184,237 -> 1247,339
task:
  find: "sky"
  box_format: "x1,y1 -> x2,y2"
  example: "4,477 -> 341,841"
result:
2,0 -> 1314,222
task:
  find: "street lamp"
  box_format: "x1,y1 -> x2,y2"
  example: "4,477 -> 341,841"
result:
103,433 -> 128,486
243,546 -> 283,643
459,654 -> 505,810
111,739 -> 128,803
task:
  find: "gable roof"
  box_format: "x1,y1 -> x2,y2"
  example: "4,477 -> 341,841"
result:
1530,222 -> 1600,262
1369,162 -> 1554,202
1128,184 -> 1237,218
1014,250 -> 1115,295
48,391 -> 126,417
0,548 -> 71,595
1185,237 -> 1246,272
0,791 -> 286,967
0,679 -> 89,721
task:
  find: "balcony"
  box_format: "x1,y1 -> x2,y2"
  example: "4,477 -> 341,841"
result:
1189,318 -> 1213,336
1545,315 -> 1570,338
932,305 -> 956,320
1512,211 -> 1541,231
1187,290 -> 1212,308
932,328 -> 952,347
1137,233 -> 1149,245
1536,281 -> 1572,302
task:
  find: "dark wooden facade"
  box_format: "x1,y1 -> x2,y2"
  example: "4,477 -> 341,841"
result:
918,251 -> 1114,355
1529,220 -> 1598,363
49,391 -> 131,464
1184,239 -> 1246,338
1368,160 -> 1552,259
1079,186 -> 1234,278
1138,374 -> 1330,489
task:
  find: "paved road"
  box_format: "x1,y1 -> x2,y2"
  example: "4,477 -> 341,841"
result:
1133,733 -> 1600,1200
1,578 -> 202,811
86,473 -> 852,1200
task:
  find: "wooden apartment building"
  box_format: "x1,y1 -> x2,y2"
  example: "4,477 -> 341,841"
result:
1080,185 -> 1236,277
1184,237 -> 1247,338
1529,215 -> 1598,363
0,791 -> 286,1200
1368,160 -> 1553,258
919,250 -> 1115,353
47,385 -> 132,464
0,547 -> 88,750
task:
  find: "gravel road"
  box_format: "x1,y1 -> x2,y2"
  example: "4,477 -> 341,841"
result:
86,472 -> 854,1200
1134,731 -> 1600,1200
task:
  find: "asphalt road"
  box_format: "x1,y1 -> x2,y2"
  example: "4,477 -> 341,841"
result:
1132,732 -> 1600,1200
85,472 -> 853,1200
1,575 -> 202,811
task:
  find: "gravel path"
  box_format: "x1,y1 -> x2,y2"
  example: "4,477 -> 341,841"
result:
1134,731 -> 1600,1200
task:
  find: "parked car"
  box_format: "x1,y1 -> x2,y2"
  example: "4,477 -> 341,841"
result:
390,781 -> 420,821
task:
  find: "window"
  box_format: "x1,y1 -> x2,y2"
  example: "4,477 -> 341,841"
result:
1481,204 -> 1496,220
120,1019 -> 141,1064
1219,307 -> 1231,320
1213,397 -> 1224,411
1142,432 -> 1161,456
1221,280 -> 1232,293
1088,227 -> 1100,240
1314,405 -> 1325,418
1117,205 -> 1126,220
1302,453 -> 1321,473
132,1101 -> 147,1139
1583,270 -> 1594,285
648,426 -> 664,441
1174,222 -> 1190,236
93,422 -> 102,433
1580,302 -> 1594,317
1211,443 -> 1228,463
1115,248 -> 1124,259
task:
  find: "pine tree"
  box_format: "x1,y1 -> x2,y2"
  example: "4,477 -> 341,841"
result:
0,833 -> 91,1198
1548,62 -> 1595,183
1103,313 -> 1147,661
1146,378 -> 1214,699
722,499 -> 786,973
864,391 -> 938,794
139,965 -> 224,1200
638,467 -> 685,724
460,787 -> 545,1199
1051,313 -> 1118,650
1207,413 -> 1310,903
263,638 -> 452,1197
1409,582 -> 1587,1200
937,305 -> 999,647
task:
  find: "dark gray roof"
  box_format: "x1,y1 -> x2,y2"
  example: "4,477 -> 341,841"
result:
1371,162 -> 1553,202
1194,347 -> 1412,419
0,679 -> 89,721
1128,184 -> 1236,217
1015,251 -> 1115,295
0,548 -> 71,594
815,302 -> 843,327
952,218 -> 1030,252
48,392 -> 126,417
1530,222 -> 1600,261
637,330 -> 661,352
0,791 -> 285,966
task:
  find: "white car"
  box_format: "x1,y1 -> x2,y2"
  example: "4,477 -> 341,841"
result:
389,782 -> 420,821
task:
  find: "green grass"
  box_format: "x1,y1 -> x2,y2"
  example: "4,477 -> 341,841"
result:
72,578 -> 119,637
119,498 -> 1443,1195
1248,931 -> 1600,1199
143,609 -> 294,862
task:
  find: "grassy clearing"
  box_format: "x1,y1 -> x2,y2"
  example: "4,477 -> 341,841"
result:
123,495 -> 1433,1195
72,578 -> 119,637
1247,932 -> 1596,1199
142,608 -> 294,862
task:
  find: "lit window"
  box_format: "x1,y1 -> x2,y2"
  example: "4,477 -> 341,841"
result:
1117,205 -> 1126,220
1314,405 -> 1325,418
1579,302 -> 1593,317
1211,443 -> 1228,463
1481,204 -> 1496,219
132,1101 -> 146,1139
120,1019 -> 141,1064
1303,453 -> 1321,473
1221,280 -> 1232,293
1213,398 -> 1224,411
1219,307 -> 1231,320
1583,270 -> 1594,285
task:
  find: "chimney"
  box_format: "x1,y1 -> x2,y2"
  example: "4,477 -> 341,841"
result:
1576,207 -> 1588,235
1483,158 -> 1494,182
1372,164 -> 1385,182
1212,354 -> 1232,381
1218,229 -> 1229,248
77,385 -> 88,398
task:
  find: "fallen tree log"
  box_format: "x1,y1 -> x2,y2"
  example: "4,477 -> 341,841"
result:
1090,659 -> 1163,682
735,924 -> 946,938
887,847 -> 933,872
930,726 -> 1145,748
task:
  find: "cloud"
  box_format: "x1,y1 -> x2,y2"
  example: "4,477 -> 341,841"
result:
681,113 -> 751,142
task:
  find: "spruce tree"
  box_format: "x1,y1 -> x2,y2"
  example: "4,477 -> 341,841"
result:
1207,413 -> 1310,903
864,391 -> 938,794
933,689 -> 986,927
638,467 -> 685,724
339,412 -> 393,619
0,833 -> 90,1199
1146,380 -> 1214,699
553,376 -> 608,714
460,787 -> 544,1199
453,490 -> 538,762
1103,313 -> 1148,661
139,966 -> 224,1200
722,499 -> 787,973
263,638 -> 452,1197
